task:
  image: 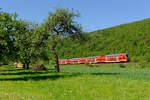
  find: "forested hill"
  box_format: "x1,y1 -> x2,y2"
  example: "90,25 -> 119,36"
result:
56,18 -> 150,62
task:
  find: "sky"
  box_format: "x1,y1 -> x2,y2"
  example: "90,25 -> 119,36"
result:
0,0 -> 150,32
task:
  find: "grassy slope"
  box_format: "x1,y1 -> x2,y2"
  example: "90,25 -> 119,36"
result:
1,65 -> 150,100
57,19 -> 150,62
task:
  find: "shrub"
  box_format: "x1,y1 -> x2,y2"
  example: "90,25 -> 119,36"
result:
31,64 -> 47,71
119,63 -> 126,68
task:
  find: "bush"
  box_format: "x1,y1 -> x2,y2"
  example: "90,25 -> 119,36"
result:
119,63 -> 126,68
31,64 -> 47,71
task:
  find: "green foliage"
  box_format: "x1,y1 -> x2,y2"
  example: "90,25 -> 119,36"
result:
1,8 -> 150,66
13,21 -> 45,68
42,8 -> 82,39
0,10 -> 17,62
138,61 -> 150,68
56,19 -> 150,62
42,8 -> 83,72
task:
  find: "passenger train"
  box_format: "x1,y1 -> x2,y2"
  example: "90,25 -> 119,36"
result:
59,53 -> 129,65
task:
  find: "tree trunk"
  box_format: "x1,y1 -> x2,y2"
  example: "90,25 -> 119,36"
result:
52,41 -> 60,72
26,63 -> 29,69
23,63 -> 26,68
25,60 -> 30,69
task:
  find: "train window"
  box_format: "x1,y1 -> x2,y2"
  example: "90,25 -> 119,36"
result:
123,56 -> 126,59
96,58 -> 100,60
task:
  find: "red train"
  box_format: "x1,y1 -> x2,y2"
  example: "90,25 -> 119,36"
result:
59,53 -> 129,65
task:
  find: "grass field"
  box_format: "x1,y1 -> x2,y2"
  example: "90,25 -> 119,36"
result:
0,64 -> 150,100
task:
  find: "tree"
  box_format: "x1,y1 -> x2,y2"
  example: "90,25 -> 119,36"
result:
42,8 -> 82,72
0,10 -> 18,63
0,10 -> 45,68
13,21 -> 43,69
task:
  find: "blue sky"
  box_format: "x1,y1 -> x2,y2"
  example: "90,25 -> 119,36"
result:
1,0 -> 150,32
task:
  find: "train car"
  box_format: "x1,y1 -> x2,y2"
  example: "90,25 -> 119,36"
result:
95,56 -> 107,63
79,58 -> 87,64
86,57 -> 96,64
106,53 -> 129,63
59,53 -> 129,65
106,54 -> 118,62
117,53 -> 129,62
59,60 -> 62,64
66,59 -> 72,64
59,59 -> 67,65
72,58 -> 80,64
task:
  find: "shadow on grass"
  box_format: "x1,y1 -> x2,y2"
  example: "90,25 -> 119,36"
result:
0,65 -> 121,81
0,69 -> 26,72
0,68 -> 54,72
0,72 -> 121,81
0,71 -> 53,75
0,73 -> 81,81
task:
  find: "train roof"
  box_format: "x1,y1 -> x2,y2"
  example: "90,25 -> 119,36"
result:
60,59 -> 67,61
59,53 -> 128,60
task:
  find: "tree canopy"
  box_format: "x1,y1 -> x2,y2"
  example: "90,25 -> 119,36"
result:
42,8 -> 82,72
0,10 -> 18,62
0,10 -> 46,68
13,21 -> 44,69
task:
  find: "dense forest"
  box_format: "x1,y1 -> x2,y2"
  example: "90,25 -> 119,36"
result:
56,19 -> 150,62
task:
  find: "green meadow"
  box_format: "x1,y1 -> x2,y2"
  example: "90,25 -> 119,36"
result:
0,64 -> 150,100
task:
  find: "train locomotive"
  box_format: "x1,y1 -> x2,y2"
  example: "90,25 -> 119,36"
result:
59,53 -> 129,65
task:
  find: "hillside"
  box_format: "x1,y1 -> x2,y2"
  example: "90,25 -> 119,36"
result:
56,19 -> 150,62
